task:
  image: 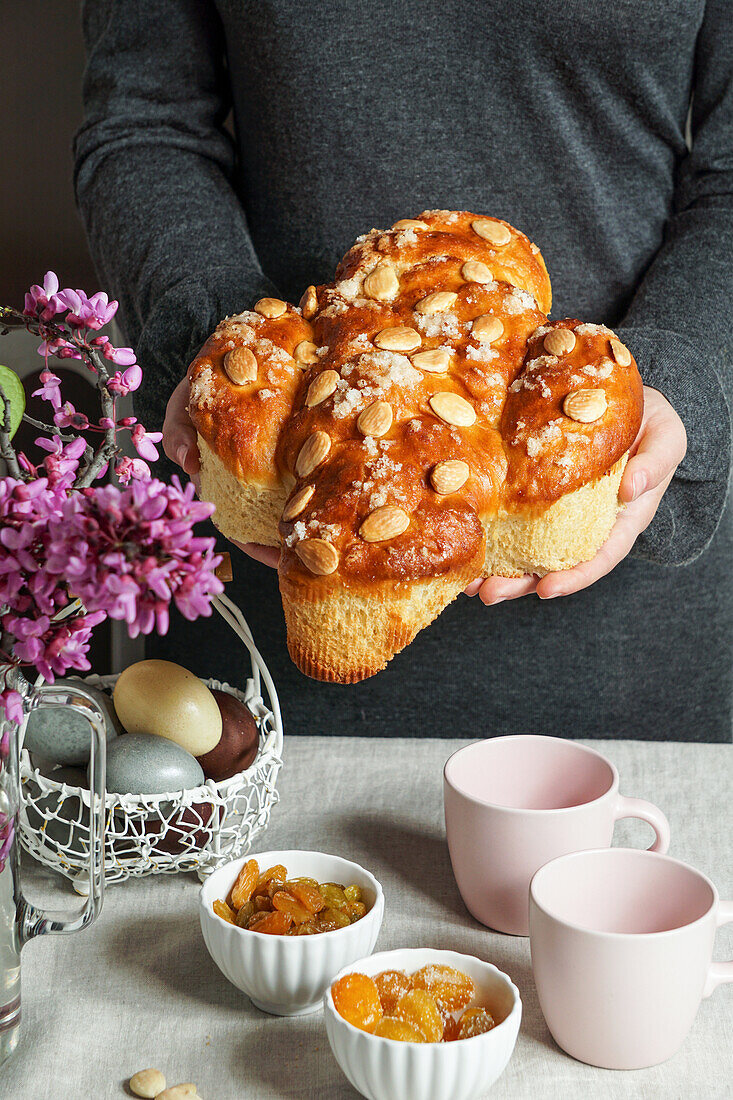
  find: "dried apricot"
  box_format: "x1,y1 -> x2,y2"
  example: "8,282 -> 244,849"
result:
393,989 -> 443,1042
412,964 -> 475,1011
332,973 -> 382,1032
272,890 -> 313,924
374,1017 -> 425,1042
247,910 -> 293,935
213,899 -> 236,924
229,859 -> 259,909
287,881 -> 325,915
374,970 -> 413,1014
442,1014 -> 461,1042
457,1007 -> 495,1039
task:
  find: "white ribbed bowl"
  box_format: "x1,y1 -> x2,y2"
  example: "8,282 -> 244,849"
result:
199,849 -> 384,1015
324,948 -> 521,1100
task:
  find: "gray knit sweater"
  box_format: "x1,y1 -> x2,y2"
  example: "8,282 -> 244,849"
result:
75,0 -> 732,740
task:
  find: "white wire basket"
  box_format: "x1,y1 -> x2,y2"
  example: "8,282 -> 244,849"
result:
18,594 -> 284,887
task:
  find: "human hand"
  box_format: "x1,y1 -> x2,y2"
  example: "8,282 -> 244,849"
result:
465,386 -> 687,604
162,376 -> 280,569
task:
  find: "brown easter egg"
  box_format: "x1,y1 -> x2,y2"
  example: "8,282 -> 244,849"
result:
196,690 -> 260,782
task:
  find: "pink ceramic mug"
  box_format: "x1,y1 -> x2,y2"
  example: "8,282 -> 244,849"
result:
529,848 -> 733,1069
443,735 -> 670,935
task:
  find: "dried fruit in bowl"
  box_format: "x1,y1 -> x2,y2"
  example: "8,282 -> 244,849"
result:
332,973 -> 383,1032
374,970 -> 413,1014
393,989 -> 443,1043
374,1017 -> 425,1042
332,965 -> 499,1043
213,859 -> 369,935
412,963 -> 475,1011
229,859 -> 259,909
457,1007 -> 496,1039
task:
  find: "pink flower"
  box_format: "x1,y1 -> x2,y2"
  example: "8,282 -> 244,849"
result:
53,402 -> 89,431
32,370 -> 63,410
131,424 -> 163,461
24,272 -> 64,321
101,342 -> 137,367
115,456 -> 151,484
0,690 -> 24,727
57,287 -> 119,330
107,363 -> 142,396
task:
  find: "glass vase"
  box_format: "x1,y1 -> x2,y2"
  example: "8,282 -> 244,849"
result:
0,665 -> 106,1068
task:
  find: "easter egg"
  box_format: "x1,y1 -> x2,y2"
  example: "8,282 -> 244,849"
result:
101,733 -> 204,795
24,765 -> 91,858
196,690 -> 260,782
24,680 -> 122,766
112,661 -> 221,756
145,802 -> 217,854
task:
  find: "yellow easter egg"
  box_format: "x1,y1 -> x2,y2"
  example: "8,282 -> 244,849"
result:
113,660 -> 222,756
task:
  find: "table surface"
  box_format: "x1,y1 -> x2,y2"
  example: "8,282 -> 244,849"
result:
2,737 -> 732,1100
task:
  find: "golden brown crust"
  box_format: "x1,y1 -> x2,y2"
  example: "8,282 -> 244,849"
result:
188,211 -> 644,682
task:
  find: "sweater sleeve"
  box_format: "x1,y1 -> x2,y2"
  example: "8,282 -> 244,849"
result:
614,0 -> 732,566
73,0 -> 279,432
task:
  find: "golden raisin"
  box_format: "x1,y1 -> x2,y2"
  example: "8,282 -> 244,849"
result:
272,890 -> 313,924
287,881 -> 325,915
332,974 -> 382,1033
259,863 -> 288,885
316,907 -> 351,932
374,1017 -> 425,1042
290,922 -> 318,936
247,910 -> 293,935
374,970 -> 413,1014
235,900 -> 255,927
457,1007 -> 495,1039
229,859 -> 259,909
412,965 -> 475,1012
252,864 -> 287,898
319,884 -> 348,911
254,894 -> 273,913
343,884 -> 362,903
213,899 -> 236,925
346,901 -> 367,922
393,989 -> 443,1042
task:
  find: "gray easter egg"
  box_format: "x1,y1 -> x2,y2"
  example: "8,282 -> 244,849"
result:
24,680 -> 121,766
24,771 -> 91,858
101,734 -> 205,795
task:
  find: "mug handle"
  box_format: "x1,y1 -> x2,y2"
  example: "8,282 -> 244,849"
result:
614,795 -> 670,854
18,682 -> 106,943
703,900 -> 733,998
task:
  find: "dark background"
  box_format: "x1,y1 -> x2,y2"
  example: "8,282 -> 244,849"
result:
2,3 -> 96,303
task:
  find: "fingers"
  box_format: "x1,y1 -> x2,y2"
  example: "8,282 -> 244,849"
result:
162,377 -> 200,475
619,388 -> 686,503
233,541 -> 280,569
537,480 -> 668,599
478,574 -> 538,605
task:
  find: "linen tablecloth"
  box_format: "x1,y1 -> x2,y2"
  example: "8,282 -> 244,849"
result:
2,738 -> 731,1100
